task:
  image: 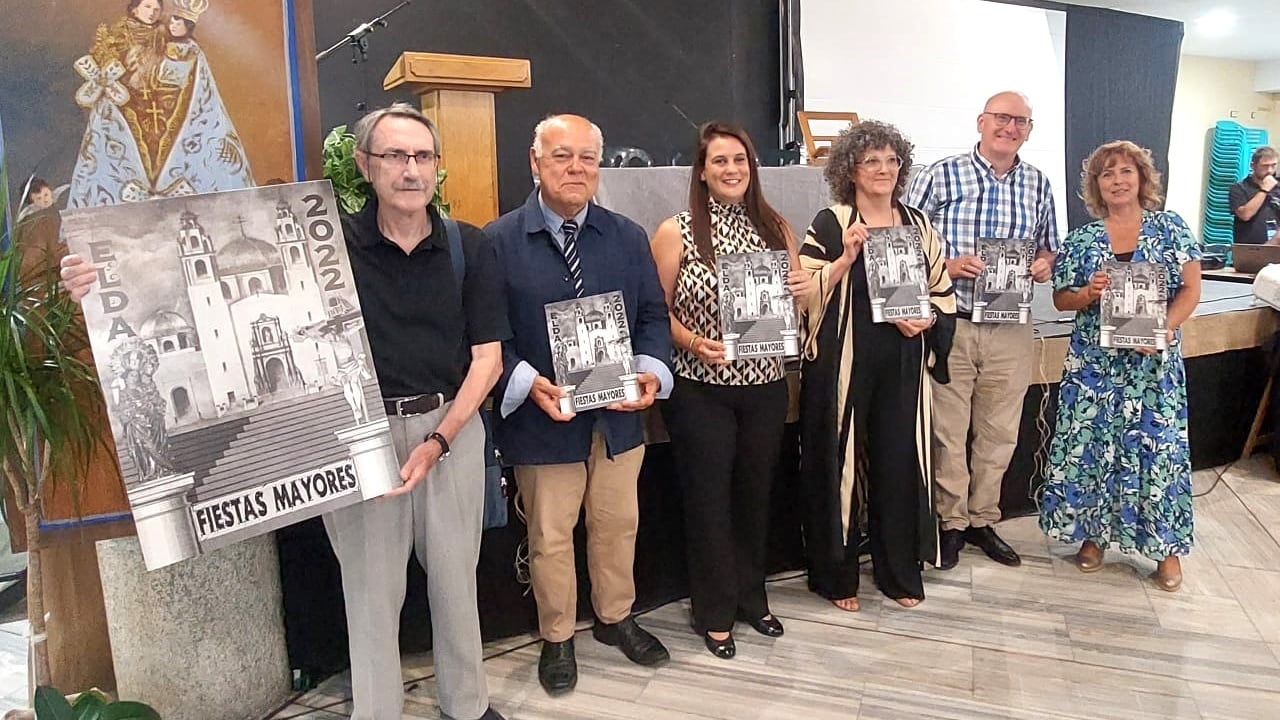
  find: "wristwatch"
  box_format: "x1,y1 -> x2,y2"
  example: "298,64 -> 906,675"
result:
424,431 -> 451,459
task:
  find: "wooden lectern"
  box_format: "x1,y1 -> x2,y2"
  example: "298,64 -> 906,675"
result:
385,53 -> 532,226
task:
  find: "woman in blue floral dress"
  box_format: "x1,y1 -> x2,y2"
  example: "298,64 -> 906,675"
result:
1039,140 -> 1202,592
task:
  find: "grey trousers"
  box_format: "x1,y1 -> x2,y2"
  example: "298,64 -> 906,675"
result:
323,403 -> 489,720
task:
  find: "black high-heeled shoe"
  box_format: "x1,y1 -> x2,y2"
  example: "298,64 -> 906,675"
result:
703,632 -> 736,659
740,614 -> 784,637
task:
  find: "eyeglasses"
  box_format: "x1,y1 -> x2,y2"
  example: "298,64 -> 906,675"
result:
983,112 -> 1033,130
856,155 -> 902,171
365,149 -> 437,165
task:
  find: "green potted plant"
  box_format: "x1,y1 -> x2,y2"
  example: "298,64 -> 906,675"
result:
322,124 -> 450,216
0,232 -> 102,690
0,686 -> 159,719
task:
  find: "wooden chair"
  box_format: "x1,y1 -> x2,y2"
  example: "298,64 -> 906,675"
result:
796,110 -> 860,165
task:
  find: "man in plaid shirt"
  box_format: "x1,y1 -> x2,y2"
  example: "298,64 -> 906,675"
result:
905,91 -> 1059,571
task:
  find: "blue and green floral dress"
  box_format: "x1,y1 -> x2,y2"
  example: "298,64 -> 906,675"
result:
1039,210 -> 1201,560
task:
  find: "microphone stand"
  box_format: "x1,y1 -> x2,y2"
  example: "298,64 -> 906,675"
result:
316,0 -> 412,64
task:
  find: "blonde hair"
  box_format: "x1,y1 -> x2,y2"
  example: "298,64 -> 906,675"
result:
1079,140 -> 1163,219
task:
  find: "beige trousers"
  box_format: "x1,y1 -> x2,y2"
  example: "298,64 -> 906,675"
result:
931,319 -> 1033,531
515,433 -> 645,642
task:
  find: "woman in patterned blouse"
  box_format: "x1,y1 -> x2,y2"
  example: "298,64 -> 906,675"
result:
650,122 -> 812,659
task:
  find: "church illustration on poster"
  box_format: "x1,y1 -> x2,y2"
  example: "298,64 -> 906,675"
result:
122,200 -> 340,428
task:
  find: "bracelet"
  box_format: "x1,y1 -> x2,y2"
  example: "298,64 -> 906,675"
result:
424,431 -> 451,460
690,335 -> 703,353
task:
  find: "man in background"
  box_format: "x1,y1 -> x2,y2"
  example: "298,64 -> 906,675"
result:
1230,146 -> 1280,245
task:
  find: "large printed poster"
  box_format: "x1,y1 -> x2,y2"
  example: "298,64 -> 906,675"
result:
1,0 -> 310,527
62,182 -> 399,570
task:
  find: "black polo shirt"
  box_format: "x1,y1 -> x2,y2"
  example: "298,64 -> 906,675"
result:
342,199 -> 510,399
1229,176 -> 1280,245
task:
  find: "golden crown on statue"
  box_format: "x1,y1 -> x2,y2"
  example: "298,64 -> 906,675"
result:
173,0 -> 210,22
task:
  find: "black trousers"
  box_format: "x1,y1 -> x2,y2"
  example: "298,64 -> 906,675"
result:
663,377 -> 788,634
849,346 -> 925,601
802,330 -> 926,602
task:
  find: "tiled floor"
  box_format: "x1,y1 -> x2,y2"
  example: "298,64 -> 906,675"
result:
3,459 -> 1280,718
268,458 -> 1280,720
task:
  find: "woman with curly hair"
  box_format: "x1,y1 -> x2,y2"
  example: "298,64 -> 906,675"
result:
798,120 -> 956,610
1039,140 -> 1201,592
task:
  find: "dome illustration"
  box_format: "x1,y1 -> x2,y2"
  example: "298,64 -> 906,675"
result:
140,309 -> 194,339
217,235 -> 281,275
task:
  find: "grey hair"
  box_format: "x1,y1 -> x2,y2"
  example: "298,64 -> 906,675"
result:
1253,146 -> 1278,166
531,114 -> 604,159
352,102 -> 442,156
823,120 -> 915,205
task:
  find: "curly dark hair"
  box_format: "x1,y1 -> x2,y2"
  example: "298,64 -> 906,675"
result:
823,120 -> 915,205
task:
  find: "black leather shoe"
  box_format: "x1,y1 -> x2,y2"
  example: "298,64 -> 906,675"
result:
477,707 -> 506,720
593,616 -> 669,666
703,632 -> 736,659
537,638 -> 577,694
738,613 -> 784,637
964,525 -> 1021,567
938,528 -> 965,570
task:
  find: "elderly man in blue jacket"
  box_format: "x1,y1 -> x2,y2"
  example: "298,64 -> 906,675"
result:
485,113 -> 673,695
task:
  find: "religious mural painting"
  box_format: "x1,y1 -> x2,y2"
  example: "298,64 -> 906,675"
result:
2,0 -> 312,529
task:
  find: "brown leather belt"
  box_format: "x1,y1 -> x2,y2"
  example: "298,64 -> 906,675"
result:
383,393 -> 448,417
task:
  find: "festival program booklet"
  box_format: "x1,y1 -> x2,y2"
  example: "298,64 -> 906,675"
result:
973,237 -> 1035,324
715,250 -> 800,360
863,226 -> 932,323
61,181 -> 401,570
544,291 -> 639,412
1099,260 -> 1169,351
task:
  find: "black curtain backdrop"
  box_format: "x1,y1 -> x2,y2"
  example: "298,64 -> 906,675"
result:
1064,7 -> 1183,227
311,0 -> 781,213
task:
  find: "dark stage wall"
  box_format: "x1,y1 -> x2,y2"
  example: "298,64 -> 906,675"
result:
1063,6 -> 1182,228
311,0 -> 781,213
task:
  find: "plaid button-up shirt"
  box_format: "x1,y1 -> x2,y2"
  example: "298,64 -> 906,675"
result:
906,146 -> 1059,313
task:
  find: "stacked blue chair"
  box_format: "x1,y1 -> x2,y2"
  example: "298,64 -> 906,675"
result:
1204,120 -> 1269,251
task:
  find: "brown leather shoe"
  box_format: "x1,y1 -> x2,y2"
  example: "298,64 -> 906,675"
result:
1152,557 -> 1183,592
1072,541 -> 1104,573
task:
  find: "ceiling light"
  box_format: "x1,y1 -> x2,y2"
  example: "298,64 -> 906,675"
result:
1195,8 -> 1237,38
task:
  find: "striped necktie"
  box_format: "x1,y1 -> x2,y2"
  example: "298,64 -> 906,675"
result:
560,219 -> 585,298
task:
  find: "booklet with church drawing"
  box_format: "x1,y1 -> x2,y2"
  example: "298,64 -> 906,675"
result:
972,237 -> 1035,324
715,250 -> 800,360
60,181 -> 403,571
544,291 -> 640,412
863,226 -> 932,323
1099,260 -> 1169,351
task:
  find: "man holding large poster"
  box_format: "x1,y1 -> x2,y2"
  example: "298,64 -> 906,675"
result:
63,103 -> 508,720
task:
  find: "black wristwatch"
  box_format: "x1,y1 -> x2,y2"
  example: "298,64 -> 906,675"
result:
424,431 -> 451,459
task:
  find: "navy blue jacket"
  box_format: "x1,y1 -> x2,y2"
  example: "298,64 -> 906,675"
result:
485,192 -> 672,464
